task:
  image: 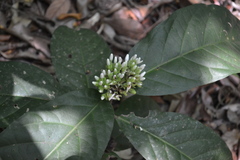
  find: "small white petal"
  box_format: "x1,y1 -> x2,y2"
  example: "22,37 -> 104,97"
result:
125,54 -> 129,62
107,70 -> 111,75
132,65 -> 137,70
139,64 -> 146,70
99,89 -> 103,93
118,73 -> 123,78
110,53 -> 113,61
122,61 -> 127,68
104,85 -> 108,89
136,58 -> 143,64
109,93 -> 116,101
131,54 -> 137,60
126,85 -> 131,92
101,95 -> 105,100
114,56 -> 118,63
120,73 -> 124,78
107,59 -> 110,65
100,73 -> 104,79
140,77 -> 145,81
106,79 -> 110,84
140,71 -> 146,77
102,70 -> 106,75
92,81 -> 97,85
94,76 -> 99,80
118,57 -> 123,63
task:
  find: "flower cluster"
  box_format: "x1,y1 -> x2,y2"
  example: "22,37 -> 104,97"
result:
92,53 -> 146,101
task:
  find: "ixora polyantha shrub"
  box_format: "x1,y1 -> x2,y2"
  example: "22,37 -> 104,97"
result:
0,4 -> 239,160
92,54 -> 146,101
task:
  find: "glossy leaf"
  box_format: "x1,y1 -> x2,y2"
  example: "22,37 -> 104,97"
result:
113,95 -> 161,150
0,90 -> 114,160
0,61 -> 63,127
51,26 -> 111,91
116,111 -> 232,160
116,95 -> 161,117
129,4 -> 240,95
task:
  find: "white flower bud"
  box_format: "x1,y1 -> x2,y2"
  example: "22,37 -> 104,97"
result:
132,65 -> 137,70
107,59 -> 110,66
125,54 -> 129,62
122,61 -> 127,68
92,81 -> 98,85
101,95 -> 105,100
107,70 -> 111,75
113,68 -> 118,74
110,53 -> 113,61
102,70 -> 106,75
140,77 -> 145,81
119,73 -> 124,78
106,79 -> 110,84
136,58 -> 143,64
100,73 -> 104,79
140,71 -> 146,77
139,64 -> 146,70
131,54 -> 137,60
99,81 -> 103,85
94,76 -> 99,80
114,56 -> 118,63
109,93 -> 116,101
118,57 -> 123,63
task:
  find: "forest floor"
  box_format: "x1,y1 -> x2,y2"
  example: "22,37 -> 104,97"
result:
0,0 -> 240,159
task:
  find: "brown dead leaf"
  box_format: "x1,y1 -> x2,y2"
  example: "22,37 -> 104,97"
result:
57,13 -> 82,20
45,0 -> 71,19
222,129 -> 240,152
0,35 -> 11,41
201,88 -> 216,117
176,93 -> 198,116
104,7 -> 145,40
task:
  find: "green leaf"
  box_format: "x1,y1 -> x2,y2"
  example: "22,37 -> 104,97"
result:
129,4 -> 240,95
51,26 -> 111,91
113,95 -> 161,150
0,96 -> 47,127
0,61 -> 63,127
116,111 -> 231,160
0,90 -> 114,160
116,95 -> 161,117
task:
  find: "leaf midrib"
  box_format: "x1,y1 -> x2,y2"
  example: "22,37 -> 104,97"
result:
117,116 -> 192,160
146,39 -> 239,74
43,101 -> 100,159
